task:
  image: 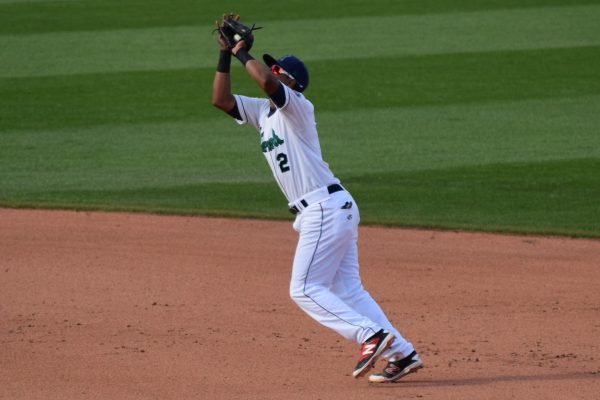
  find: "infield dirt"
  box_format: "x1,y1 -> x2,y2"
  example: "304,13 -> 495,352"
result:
1,208 -> 599,399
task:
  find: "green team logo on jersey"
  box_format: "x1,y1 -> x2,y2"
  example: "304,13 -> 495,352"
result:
260,130 -> 284,153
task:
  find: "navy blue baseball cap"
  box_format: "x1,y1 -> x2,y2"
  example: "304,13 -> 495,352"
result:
263,53 -> 309,92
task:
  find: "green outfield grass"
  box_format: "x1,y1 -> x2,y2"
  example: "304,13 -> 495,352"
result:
1,0 -> 599,237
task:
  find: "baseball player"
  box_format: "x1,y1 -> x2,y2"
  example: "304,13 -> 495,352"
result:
211,16 -> 423,382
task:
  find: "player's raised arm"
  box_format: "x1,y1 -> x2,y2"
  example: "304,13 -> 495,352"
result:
211,24 -> 237,113
213,14 -> 284,108
232,41 -> 284,101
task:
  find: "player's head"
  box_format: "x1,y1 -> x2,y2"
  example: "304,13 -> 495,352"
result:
263,54 -> 309,92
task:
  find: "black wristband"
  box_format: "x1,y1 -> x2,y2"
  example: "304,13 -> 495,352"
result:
234,48 -> 254,66
217,50 -> 231,73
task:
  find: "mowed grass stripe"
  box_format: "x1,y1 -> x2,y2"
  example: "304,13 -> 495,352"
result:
2,158 -> 598,237
314,46 -> 600,112
2,0 -> 597,35
318,96 -> 600,176
3,5 -> 600,78
0,180 -> 286,221
0,119 -> 268,194
2,95 -> 599,198
348,158 -> 600,237
2,46 -> 599,132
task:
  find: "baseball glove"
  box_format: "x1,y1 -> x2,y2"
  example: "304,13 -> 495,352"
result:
215,13 -> 262,52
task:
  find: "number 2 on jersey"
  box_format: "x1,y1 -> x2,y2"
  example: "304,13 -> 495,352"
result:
277,153 -> 290,173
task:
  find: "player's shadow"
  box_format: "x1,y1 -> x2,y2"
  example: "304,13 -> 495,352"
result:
370,371 -> 599,388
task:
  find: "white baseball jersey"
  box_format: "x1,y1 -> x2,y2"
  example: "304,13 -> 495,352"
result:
233,84 -> 340,204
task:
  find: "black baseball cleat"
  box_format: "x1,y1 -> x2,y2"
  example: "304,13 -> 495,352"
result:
368,350 -> 423,383
352,329 -> 395,378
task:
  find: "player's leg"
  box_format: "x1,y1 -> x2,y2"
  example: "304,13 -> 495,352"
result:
330,224 -> 415,360
289,197 -> 381,344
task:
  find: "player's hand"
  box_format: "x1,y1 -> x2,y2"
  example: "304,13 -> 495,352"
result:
231,38 -> 250,55
215,21 -> 229,51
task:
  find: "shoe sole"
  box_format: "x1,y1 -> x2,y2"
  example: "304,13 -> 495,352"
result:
368,359 -> 424,383
352,333 -> 395,378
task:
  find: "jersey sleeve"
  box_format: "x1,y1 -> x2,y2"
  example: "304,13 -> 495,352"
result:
233,94 -> 268,131
276,85 -> 315,133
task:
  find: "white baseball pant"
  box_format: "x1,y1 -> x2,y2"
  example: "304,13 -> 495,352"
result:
289,189 -> 414,359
